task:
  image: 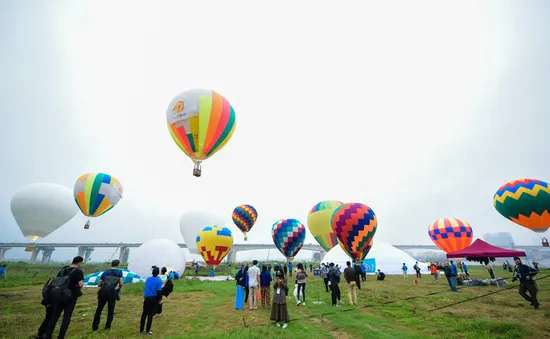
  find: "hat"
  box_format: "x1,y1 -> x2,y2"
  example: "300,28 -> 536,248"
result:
513,256 -> 520,260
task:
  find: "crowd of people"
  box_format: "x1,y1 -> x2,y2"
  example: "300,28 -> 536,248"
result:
31,255 -> 542,338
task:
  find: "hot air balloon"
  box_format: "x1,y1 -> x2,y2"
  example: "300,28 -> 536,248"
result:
74,173 -> 123,230
339,238 -> 374,262
196,225 -> 234,268
307,200 -> 343,252
331,203 -> 377,262
232,205 -> 258,241
428,217 -> 473,254
271,219 -> 306,262
180,211 -> 225,254
166,89 -> 237,177
10,183 -> 78,240
494,178 -> 550,237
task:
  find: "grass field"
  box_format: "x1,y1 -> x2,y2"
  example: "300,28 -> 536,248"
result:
0,263 -> 549,339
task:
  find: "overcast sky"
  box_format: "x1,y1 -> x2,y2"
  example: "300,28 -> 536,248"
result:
1,1 -> 549,261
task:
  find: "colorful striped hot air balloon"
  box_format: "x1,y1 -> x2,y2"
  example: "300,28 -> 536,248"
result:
74,173 -> 123,229
166,89 -> 236,177
493,178 -> 550,234
196,225 -> 234,268
272,219 -> 306,262
307,200 -> 343,252
232,205 -> 258,241
428,217 -> 473,254
331,203 -> 377,262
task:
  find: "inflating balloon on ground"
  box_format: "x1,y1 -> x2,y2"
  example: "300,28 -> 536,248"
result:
196,225 -> 234,268
331,203 -> 377,262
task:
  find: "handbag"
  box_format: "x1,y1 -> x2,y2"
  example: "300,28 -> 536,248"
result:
257,289 -> 262,299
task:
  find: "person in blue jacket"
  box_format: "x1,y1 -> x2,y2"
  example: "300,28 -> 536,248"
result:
140,267 -> 163,335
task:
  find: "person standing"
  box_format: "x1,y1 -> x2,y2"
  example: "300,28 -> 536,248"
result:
443,262 -> 457,292
321,263 -> 330,292
413,262 -> 422,278
260,265 -> 272,309
513,257 -> 539,309
195,262 -> 199,275
270,270 -> 289,328
235,264 -> 246,310
532,260 -> 539,271
328,263 -> 341,307
155,267 -> 168,318
360,261 -> 367,282
430,264 -> 439,281
247,260 -> 261,311
295,263 -> 308,306
45,256 -> 85,339
244,265 -> 250,304
288,262 -> 293,277
0,264 -> 6,279
92,260 -> 123,331
309,263 -> 313,272
139,267 -> 163,335
344,261 -> 358,305
462,261 -> 470,277
401,263 -> 408,279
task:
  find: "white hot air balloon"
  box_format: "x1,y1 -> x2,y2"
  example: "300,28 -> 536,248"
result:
179,211 -> 225,254
128,239 -> 186,278
10,183 -> 78,240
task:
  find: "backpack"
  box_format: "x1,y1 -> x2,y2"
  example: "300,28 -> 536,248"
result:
50,268 -> 76,303
162,278 -> 174,297
41,278 -> 53,305
99,269 -> 120,300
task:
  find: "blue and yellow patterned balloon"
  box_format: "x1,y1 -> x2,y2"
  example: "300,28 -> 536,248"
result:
196,225 -> 233,267
272,219 -> 306,262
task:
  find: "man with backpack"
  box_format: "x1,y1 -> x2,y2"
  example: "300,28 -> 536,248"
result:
92,260 -> 123,331
44,256 -> 84,339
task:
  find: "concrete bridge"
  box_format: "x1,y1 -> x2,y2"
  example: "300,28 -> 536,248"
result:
0,242 -> 546,264
0,242 -> 326,264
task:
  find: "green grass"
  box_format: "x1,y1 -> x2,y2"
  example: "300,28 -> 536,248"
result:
0,263 -> 548,338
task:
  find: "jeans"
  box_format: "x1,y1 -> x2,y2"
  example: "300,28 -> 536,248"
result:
446,277 -> 457,291
296,283 -> 306,302
45,298 -> 77,339
140,297 -> 157,333
331,283 -> 341,305
38,304 -> 54,336
323,277 -> 329,292
92,297 -> 116,330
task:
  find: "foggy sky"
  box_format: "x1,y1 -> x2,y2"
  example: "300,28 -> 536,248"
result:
1,1 -> 550,261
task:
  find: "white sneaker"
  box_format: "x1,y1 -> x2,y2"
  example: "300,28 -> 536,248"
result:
302,302 -> 306,306
276,323 -> 281,327
296,301 -> 301,306
282,323 -> 288,329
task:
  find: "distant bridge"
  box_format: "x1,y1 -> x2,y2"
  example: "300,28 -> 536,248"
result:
0,242 -> 546,265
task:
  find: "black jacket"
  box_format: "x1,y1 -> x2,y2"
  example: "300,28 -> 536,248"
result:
514,264 -> 537,284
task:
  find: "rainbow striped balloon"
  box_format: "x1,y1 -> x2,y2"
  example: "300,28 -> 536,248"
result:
494,178 -> 550,233
74,173 -> 123,218
272,219 -> 306,261
166,89 -> 236,172
428,217 -> 473,254
232,205 -> 258,240
307,201 -> 343,252
331,203 -> 377,261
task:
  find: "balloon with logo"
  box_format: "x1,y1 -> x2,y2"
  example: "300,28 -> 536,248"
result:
272,219 -> 306,262
307,200 -> 343,252
331,203 -> 377,261
74,173 -> 123,230
493,178 -> 550,234
10,183 -> 78,240
166,89 -> 237,177
196,225 -> 234,268
232,204 -> 258,241
428,217 -> 473,253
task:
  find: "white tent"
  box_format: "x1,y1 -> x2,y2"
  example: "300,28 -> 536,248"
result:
323,239 -> 428,275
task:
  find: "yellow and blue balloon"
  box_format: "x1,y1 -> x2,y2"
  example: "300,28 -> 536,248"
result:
196,225 -> 234,267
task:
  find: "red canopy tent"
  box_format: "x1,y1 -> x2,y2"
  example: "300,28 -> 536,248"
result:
446,239 -> 526,259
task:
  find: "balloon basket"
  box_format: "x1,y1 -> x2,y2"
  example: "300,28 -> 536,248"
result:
84,220 -> 90,230
193,164 -> 202,177
25,246 -> 35,252
244,236 -> 248,241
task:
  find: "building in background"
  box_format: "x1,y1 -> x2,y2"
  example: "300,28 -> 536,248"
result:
483,232 -> 515,248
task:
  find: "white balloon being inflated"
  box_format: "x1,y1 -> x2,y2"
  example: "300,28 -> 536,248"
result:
128,239 -> 186,278
179,211 -> 225,254
10,183 -> 78,239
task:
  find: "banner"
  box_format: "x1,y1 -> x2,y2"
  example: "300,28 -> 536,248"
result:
361,258 -> 376,273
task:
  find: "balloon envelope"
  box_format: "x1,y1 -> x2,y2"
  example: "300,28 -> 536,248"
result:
307,200 -> 343,252
232,205 -> 258,238
74,173 -> 123,218
166,89 -> 236,165
271,219 -> 306,261
428,217 -> 473,253
10,183 -> 78,239
180,211 -> 225,254
128,239 -> 186,279
493,178 -> 550,233
331,203 -> 377,261
196,225 -> 233,266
